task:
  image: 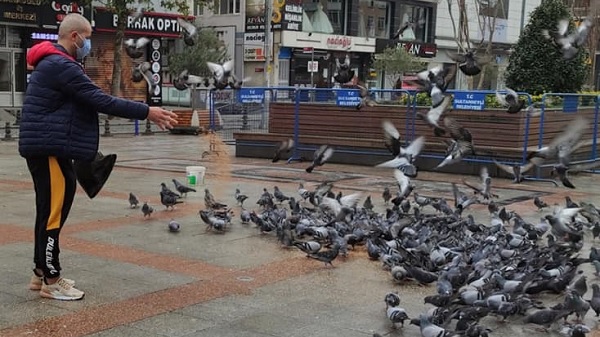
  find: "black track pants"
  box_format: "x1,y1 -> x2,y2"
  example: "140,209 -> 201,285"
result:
26,156 -> 77,279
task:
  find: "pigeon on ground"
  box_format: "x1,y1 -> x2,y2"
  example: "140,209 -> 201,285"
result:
524,309 -> 569,331
168,219 -> 181,232
493,159 -> 535,183
124,37 -> 150,59
419,314 -> 452,337
176,18 -> 197,46
570,275 -> 588,298
416,95 -> 451,136
435,117 -> 475,169
495,88 -> 525,114
387,306 -> 410,328
172,179 -> 196,197
161,182 -> 180,198
293,240 -> 321,256
141,202 -> 153,217
542,18 -> 593,60
560,324 -> 591,337
382,187 -> 391,204
160,191 -> 183,210
132,62 -> 157,95
385,291 -> 401,309
235,188 -> 248,208
363,195 -> 374,211
333,55 -> 354,84
589,284 -> 600,317
204,188 -> 227,210
446,49 -> 492,76
273,186 -> 290,203
307,243 -> 340,267
306,145 -> 334,173
534,196 -> 548,211
240,209 -> 251,224
356,84 -> 376,110
128,192 -> 139,208
272,139 -> 294,163
199,209 -> 230,232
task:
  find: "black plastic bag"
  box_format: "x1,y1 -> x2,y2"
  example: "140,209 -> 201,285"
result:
74,151 -> 117,199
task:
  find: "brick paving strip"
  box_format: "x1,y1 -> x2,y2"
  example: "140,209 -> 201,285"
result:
0,179 -> 324,337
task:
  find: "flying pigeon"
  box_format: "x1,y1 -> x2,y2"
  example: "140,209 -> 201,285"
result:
542,18 -> 593,60
356,84 -> 376,110
272,139 -> 295,163
128,192 -> 139,208
462,166 -> 498,200
446,50 -> 492,76
375,136 -> 425,178
382,120 -> 401,157
416,95 -> 452,136
334,55 -> 355,84
306,145 -> 334,173
496,88 -> 525,114
409,65 -> 456,107
435,117 -> 475,169
176,17 -> 198,46
124,37 -> 150,59
131,6 -> 146,21
493,159 -> 535,183
132,62 -> 157,95
207,60 -> 234,88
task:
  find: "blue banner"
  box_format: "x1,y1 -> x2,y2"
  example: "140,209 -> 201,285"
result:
336,89 -> 362,107
452,92 -> 486,111
239,88 -> 265,104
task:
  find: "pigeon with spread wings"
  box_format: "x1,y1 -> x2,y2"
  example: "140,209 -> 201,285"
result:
207,60 -> 234,89
334,55 -> 355,84
416,94 -> 452,137
177,18 -> 198,46
493,159 -> 535,183
407,65 -> 456,108
496,88 -> 526,114
356,84 -> 376,110
542,18 -> 593,60
435,117 -> 475,169
132,62 -> 157,95
124,37 -> 149,59
446,50 -> 492,76
462,166 -> 498,200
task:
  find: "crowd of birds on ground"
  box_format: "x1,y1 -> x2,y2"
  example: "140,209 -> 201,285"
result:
122,7 -> 600,337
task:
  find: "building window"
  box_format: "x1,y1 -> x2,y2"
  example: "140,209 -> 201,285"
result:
302,0 -> 345,35
194,0 -> 204,15
396,3 -> 434,43
213,0 -> 240,14
358,0 -> 390,38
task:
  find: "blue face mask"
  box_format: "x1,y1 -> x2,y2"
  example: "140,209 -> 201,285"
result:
76,33 -> 91,59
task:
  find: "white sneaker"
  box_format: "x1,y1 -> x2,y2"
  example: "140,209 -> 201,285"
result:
29,275 -> 75,291
40,278 -> 85,301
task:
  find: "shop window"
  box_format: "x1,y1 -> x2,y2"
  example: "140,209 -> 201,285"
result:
302,0 -> 344,35
478,0 -> 509,19
396,3 -> 434,43
0,26 -> 6,48
213,0 -> 240,14
194,0 -> 204,15
358,0 -> 390,38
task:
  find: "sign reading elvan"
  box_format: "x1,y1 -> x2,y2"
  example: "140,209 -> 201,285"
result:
375,39 -> 437,58
93,7 -> 194,38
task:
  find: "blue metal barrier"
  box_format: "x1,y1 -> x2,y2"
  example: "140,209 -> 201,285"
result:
524,92 -> 600,182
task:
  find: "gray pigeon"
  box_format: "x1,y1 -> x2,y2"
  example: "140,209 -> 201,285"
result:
588,284 -> 600,317
132,61 -> 157,95
419,314 -> 452,337
272,139 -> 294,163
176,17 -> 197,46
168,219 -> 181,232
570,275 -> 588,297
524,309 -> 569,331
435,117 -> 475,169
542,18 -> 593,60
128,192 -> 139,208
534,196 -> 548,211
495,88 -> 525,114
124,37 -> 150,59
141,202 -> 153,217
387,306 -> 409,328
384,291 -> 401,309
446,49 -> 492,76
306,145 -> 334,173
307,243 -> 340,267
172,179 -> 196,197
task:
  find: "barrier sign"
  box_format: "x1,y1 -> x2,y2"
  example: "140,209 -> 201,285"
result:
453,92 -> 486,111
239,88 -> 265,103
336,89 -> 361,107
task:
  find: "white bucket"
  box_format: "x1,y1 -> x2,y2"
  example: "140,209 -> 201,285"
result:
186,166 -> 206,186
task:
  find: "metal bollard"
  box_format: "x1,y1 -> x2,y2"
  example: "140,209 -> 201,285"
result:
241,110 -> 248,130
14,109 -> 21,125
102,119 -> 112,137
142,119 -> 153,135
2,121 -> 14,141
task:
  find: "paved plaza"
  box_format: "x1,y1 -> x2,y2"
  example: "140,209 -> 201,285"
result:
0,132 -> 600,337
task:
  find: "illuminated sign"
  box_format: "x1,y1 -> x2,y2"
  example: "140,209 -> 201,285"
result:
31,32 -> 58,40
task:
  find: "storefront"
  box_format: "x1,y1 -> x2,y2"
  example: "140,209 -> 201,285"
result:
89,8 -> 194,105
374,38 -> 438,89
277,30 -> 375,88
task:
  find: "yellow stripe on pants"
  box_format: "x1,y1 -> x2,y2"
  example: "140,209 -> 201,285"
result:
47,156 -> 65,231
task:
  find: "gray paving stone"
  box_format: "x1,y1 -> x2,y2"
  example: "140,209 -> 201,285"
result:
84,325 -> 164,337
129,312 -> 215,337
227,312 -> 310,336
0,300 -> 72,330
175,295 -> 266,323
180,325 -> 278,337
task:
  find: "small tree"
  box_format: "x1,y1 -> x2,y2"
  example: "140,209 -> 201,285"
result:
167,27 -> 229,78
372,46 -> 424,88
505,0 -> 589,94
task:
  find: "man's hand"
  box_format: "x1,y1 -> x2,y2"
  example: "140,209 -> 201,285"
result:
147,107 -> 178,130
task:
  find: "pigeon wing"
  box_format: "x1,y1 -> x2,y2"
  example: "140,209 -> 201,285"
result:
339,192 -> 363,208
394,169 -> 410,195
495,91 -> 509,107
493,159 -> 516,176
446,51 -> 467,63
401,136 -> 425,158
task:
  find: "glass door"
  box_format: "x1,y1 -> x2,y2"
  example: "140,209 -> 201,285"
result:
0,50 -> 26,107
0,51 -> 11,106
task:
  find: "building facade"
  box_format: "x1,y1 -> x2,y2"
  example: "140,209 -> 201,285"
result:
0,0 -> 193,109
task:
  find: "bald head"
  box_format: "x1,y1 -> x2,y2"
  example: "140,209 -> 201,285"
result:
58,13 -> 92,38
57,13 -> 92,58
